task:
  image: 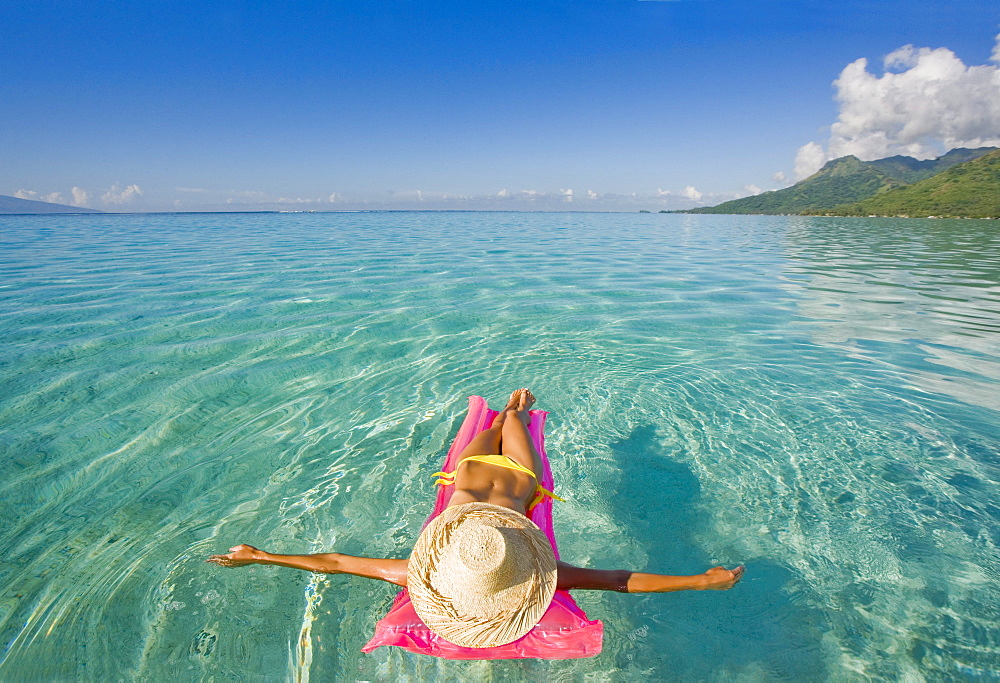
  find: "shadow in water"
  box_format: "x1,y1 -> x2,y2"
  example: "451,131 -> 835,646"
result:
608,425 -> 830,680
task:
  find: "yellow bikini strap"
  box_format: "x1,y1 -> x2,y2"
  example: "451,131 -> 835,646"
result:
526,485 -> 566,512
432,470 -> 457,486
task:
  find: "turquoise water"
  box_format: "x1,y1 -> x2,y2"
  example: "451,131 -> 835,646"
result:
1,211 -> 998,680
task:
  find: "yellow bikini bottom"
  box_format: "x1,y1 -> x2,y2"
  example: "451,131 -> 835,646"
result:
432,454 -> 565,512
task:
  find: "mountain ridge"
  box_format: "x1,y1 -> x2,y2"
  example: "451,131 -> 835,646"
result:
682,147 -> 998,217
0,194 -> 104,214
814,149 -> 1000,219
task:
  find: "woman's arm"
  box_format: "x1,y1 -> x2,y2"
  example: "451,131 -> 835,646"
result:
557,561 -> 744,593
207,544 -> 409,586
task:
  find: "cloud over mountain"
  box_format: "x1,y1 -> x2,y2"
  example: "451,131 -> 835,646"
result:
13,184 -> 146,209
795,34 -> 1000,179
15,189 -> 65,204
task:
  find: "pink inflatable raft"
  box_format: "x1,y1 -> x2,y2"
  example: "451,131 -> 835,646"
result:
362,395 -> 604,659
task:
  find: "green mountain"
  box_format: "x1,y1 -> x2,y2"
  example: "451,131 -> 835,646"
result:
686,156 -> 903,214
683,147 -> 997,216
817,148 -> 1000,219
0,194 -> 103,214
867,147 -> 997,184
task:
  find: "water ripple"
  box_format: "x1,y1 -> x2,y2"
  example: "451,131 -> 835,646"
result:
0,212 -> 998,679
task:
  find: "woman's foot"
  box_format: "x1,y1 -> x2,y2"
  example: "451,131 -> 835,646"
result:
503,389 -> 523,412
508,388 -> 535,425
517,388 -> 536,412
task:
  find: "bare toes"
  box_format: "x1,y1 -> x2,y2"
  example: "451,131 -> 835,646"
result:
504,390 -> 520,410
518,389 -> 536,411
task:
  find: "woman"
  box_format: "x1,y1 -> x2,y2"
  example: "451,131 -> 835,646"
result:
209,389 -> 743,649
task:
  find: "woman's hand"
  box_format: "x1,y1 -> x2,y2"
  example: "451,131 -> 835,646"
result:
699,565 -> 745,590
207,544 -> 264,568
558,562 -> 745,593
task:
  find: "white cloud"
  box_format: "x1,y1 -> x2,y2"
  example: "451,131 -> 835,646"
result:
772,171 -> 786,184
277,196 -> 324,204
794,141 -> 829,180
228,190 -> 269,201
743,184 -> 763,196
681,185 -> 702,201
832,42 -> 1000,159
14,189 -> 72,205
71,187 -> 90,207
796,34 -> 1000,175
174,186 -> 207,193
186,186 -> 728,211
101,183 -> 143,205
493,189 -> 571,204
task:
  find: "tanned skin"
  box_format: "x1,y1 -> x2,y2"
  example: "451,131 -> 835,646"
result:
208,389 -> 744,594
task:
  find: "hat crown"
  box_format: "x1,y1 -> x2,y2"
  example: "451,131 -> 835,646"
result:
457,522 -> 505,571
450,523 -> 529,596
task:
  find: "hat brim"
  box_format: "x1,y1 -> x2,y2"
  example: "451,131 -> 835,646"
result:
407,502 -> 557,648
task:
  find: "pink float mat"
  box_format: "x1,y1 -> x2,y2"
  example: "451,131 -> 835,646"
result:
361,395 -> 604,660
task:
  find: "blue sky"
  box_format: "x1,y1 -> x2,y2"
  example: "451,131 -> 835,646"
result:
2,0 -> 998,211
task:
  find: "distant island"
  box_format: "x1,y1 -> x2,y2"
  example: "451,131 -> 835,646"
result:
0,195 -> 103,214
680,147 -> 1000,219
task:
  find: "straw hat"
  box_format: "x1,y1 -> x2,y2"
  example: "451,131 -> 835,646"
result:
407,502 -> 557,648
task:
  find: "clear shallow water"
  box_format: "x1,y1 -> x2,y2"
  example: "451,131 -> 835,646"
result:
0,211 -> 998,680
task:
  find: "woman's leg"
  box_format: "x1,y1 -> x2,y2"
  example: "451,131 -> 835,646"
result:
453,390 -> 522,462
500,389 -> 542,477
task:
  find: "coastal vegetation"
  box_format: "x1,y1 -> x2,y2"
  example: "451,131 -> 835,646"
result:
815,149 -> 1000,219
683,147 -> 998,218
